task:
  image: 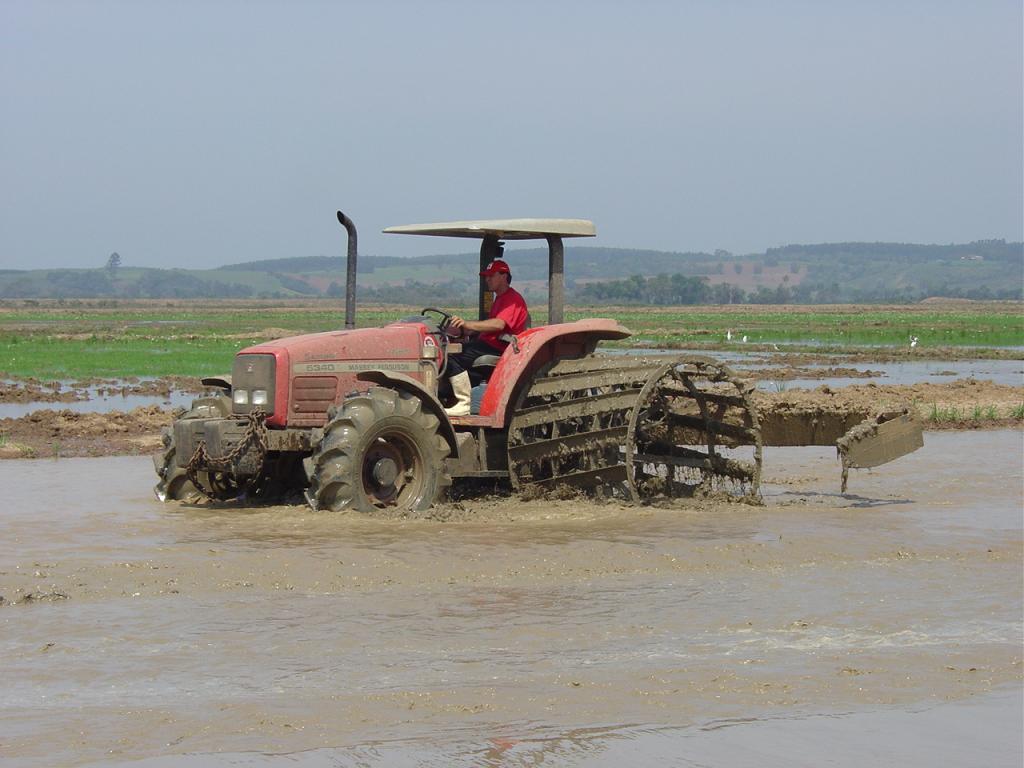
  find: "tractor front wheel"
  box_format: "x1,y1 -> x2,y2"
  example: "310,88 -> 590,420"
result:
153,420 -> 201,503
305,387 -> 451,514
153,396 -> 236,503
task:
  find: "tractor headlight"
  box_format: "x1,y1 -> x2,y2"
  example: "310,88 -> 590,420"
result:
231,353 -> 276,416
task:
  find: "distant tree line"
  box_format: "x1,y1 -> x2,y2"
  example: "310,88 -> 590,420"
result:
576,274 -> 721,304
572,273 -> 1021,305
0,269 -> 255,299
1,240 -> 1020,302
574,274 -> 777,305
328,278 -> 476,307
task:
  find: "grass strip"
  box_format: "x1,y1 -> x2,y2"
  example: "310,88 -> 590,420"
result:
1,301 -> 1021,378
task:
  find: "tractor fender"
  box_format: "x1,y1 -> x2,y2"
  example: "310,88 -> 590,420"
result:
186,394 -> 233,419
479,319 -> 633,425
200,375 -> 232,393
356,370 -> 459,457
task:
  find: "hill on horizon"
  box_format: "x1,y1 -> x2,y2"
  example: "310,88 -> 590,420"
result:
0,239 -> 1020,304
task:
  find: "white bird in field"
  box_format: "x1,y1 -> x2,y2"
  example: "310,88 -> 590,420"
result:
772,343 -> 780,351
742,335 -> 748,343
910,335 -> 919,348
726,329 -> 733,341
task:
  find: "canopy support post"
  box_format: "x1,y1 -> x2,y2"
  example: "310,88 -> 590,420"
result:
547,235 -> 564,325
479,236 -> 503,320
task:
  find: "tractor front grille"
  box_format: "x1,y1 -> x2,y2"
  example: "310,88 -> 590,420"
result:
291,375 -> 338,416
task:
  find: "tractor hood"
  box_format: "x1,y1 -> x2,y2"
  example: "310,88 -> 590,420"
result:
239,324 -> 426,364
235,323 -> 440,428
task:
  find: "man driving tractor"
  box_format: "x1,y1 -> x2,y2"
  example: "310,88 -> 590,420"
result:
444,255 -> 529,416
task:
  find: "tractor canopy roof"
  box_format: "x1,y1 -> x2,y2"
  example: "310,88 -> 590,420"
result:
382,218 -> 595,240
383,218 -> 595,324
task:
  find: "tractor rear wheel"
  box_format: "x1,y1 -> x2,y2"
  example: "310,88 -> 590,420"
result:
507,355 -> 665,500
626,357 -> 762,500
305,387 -> 451,514
506,355 -> 762,503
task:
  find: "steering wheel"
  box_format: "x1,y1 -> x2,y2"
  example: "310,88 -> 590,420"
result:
421,307 -> 457,336
420,307 -> 458,377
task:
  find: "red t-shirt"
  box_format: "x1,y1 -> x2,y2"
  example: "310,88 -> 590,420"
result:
480,287 -> 529,350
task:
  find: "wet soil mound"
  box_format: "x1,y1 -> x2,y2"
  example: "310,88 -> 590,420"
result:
754,379 -> 1023,441
753,378 -> 1024,444
0,405 -> 171,458
0,378 -> 87,403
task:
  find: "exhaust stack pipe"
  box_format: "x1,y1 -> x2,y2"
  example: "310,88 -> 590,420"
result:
337,211 -> 357,330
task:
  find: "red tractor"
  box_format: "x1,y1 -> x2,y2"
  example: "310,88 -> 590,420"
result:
155,213 -> 764,512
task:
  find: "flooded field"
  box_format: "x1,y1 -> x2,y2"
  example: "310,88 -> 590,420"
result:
1,431 -> 1021,766
751,356 -> 1024,390
0,378 -> 195,421
2,353 -> 1022,421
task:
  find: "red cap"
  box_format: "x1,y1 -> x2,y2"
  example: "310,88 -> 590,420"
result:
479,259 -> 511,277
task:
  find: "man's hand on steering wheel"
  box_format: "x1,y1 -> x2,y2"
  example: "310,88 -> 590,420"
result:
448,315 -> 468,336
420,307 -> 461,338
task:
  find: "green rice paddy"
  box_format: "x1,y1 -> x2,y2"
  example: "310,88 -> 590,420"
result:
1,300 -> 1021,379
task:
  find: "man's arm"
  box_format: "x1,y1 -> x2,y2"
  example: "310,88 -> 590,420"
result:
449,316 -> 506,334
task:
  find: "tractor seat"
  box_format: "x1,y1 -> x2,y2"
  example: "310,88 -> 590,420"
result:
469,314 -> 531,380
468,334 -> 513,390
472,354 -> 501,372
468,343 -> 508,415
470,343 -> 507,378
466,315 -> 531,414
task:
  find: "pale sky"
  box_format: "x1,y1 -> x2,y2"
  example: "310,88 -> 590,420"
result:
2,0 -> 1021,270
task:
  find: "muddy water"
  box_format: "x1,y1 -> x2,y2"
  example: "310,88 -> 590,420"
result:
0,391 -> 193,420
1,432 -> 1021,766
756,358 -> 1024,390
615,348 -> 1024,388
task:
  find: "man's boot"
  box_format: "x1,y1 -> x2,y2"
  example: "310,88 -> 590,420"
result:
444,371 -> 472,417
